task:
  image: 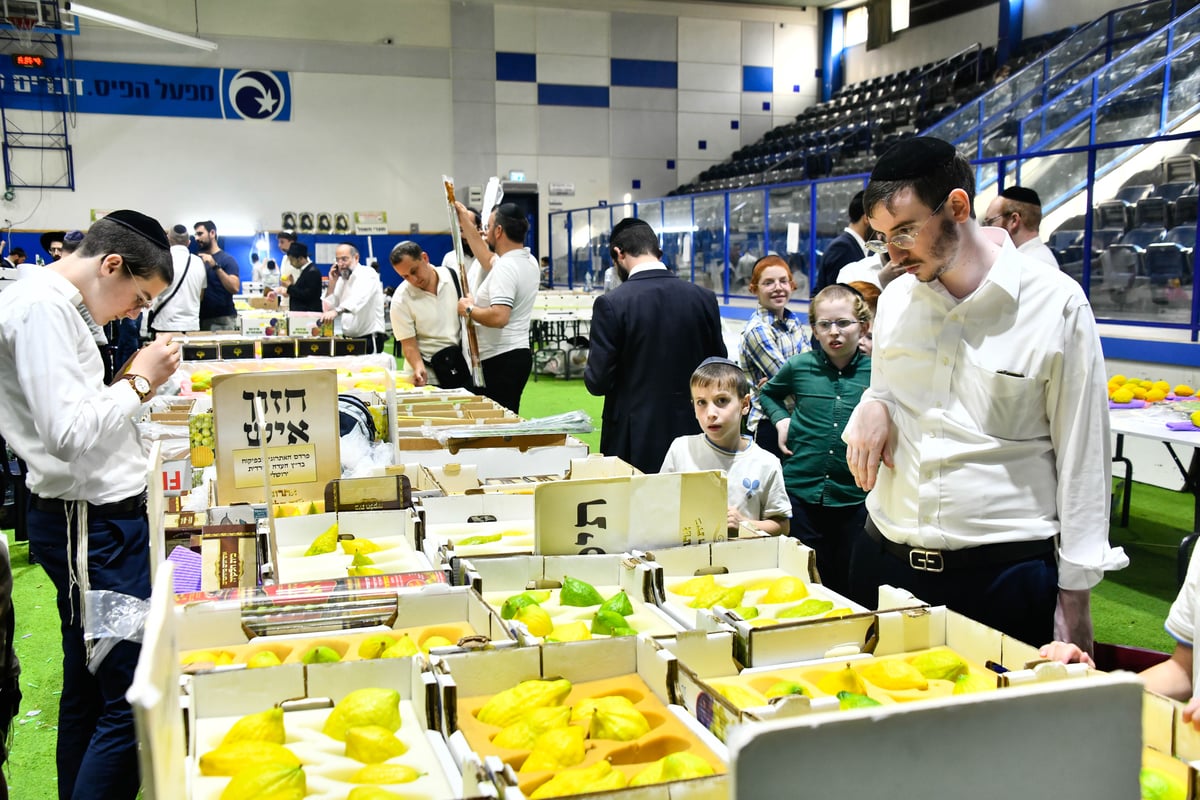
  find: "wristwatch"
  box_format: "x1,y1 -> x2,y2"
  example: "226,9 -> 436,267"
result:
122,373 -> 152,402
465,305 -> 474,320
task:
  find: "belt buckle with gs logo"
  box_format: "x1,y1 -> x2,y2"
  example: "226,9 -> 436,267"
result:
908,548 -> 944,573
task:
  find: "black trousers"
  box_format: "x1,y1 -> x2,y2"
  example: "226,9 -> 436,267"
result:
848,517 -> 1058,647
787,497 -> 866,598
481,348 -> 533,414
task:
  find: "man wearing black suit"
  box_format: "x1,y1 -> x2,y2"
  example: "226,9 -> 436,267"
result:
816,190 -> 870,292
585,218 -> 727,473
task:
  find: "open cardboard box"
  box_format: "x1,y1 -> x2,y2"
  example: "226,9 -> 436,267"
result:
659,598 -> 1083,743
433,636 -> 729,800
462,553 -> 685,645
426,454 -> 637,497
175,583 -> 516,666
1142,688 -> 1200,798
420,493 -> 536,578
272,506 -> 431,584
392,433 -> 589,478
639,537 -> 872,667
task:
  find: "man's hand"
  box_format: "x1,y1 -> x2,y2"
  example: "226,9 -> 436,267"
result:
1183,697 -> 1200,730
129,333 -> 181,388
776,419 -> 793,455
1053,587 -> 1094,655
320,309 -> 338,323
199,253 -> 218,269
878,258 -> 905,288
457,294 -> 476,318
1038,640 -> 1096,668
843,400 -> 894,490
454,201 -> 476,231
410,362 -> 427,387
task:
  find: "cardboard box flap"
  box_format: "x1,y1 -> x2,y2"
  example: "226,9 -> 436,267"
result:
725,673 -> 1143,798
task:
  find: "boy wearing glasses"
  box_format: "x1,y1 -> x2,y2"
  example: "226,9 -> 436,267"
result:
842,136 -> 1126,651
759,284 -> 872,595
0,210 -> 181,799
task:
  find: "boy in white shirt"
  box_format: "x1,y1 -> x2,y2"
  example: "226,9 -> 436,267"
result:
661,357 -> 791,536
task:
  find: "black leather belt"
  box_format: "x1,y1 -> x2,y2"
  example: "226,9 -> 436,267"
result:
865,523 -> 1054,573
31,491 -> 147,518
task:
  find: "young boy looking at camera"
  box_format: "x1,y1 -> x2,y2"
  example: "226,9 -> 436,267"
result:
660,357 -> 791,536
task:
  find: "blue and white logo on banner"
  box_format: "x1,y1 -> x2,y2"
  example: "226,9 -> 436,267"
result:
0,60 -> 290,121
222,69 -> 289,121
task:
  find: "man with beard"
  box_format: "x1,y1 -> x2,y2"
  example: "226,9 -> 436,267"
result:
585,217 -> 726,473
841,136 -> 1127,653
193,220 -> 241,330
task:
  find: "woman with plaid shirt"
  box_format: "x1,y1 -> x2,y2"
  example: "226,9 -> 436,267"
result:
739,256 -> 810,458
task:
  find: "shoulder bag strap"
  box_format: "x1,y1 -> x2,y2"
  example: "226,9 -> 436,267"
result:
148,254 -> 195,329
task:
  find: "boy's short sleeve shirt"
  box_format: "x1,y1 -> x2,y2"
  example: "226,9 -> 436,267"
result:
661,434 -> 791,523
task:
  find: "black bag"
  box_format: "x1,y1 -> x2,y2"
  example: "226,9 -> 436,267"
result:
425,268 -> 476,390
428,345 -> 475,389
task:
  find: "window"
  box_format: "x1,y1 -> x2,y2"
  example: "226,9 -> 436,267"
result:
891,0 -> 910,32
845,6 -> 868,47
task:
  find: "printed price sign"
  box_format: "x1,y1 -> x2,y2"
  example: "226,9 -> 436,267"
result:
533,471 -> 726,556
160,458 -> 191,496
211,369 -> 340,505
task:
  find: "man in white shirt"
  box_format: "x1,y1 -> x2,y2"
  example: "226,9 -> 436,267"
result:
982,185 -> 1060,267
842,137 -> 1127,652
322,242 -> 386,352
0,210 -> 181,800
454,202 -> 539,413
277,230 -> 302,286
147,224 -> 206,334
390,241 -> 471,388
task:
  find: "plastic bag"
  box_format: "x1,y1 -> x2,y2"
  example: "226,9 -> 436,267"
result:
84,589 -> 149,673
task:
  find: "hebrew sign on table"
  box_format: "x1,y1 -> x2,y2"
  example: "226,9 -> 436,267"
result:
212,369 -> 340,505
533,470 -> 727,556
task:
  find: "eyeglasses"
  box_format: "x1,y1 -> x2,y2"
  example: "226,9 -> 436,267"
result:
117,256 -> 154,310
814,318 -> 860,332
864,194 -> 950,254
982,211 -> 1014,227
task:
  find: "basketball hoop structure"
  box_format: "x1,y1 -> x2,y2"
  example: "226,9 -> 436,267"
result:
6,16 -> 37,49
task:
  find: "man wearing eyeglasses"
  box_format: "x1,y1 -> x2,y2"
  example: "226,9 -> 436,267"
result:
842,137 -> 1126,654
0,210 -> 181,800
322,242 -> 386,353
982,185 -> 1059,267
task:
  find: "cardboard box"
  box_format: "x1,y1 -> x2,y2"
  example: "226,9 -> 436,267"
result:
217,340 -> 256,360
295,337 -> 333,357
420,493 -> 536,576
176,583 -> 515,661
272,506 -> 432,585
198,526 -> 258,591
434,636 -> 729,800
462,553 -> 685,645
392,434 -> 589,479
182,343 -> 219,361
642,537 -> 871,667
260,338 -> 297,358
333,337 -> 370,356
1143,691 -> 1200,798
288,311 -> 335,338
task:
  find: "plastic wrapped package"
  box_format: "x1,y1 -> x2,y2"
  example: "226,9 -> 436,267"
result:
84,589 -> 149,673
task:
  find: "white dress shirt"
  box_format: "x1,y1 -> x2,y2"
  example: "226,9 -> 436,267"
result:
836,253 -> 884,287
328,263 -> 385,338
1018,236 -> 1060,267
0,269 -> 147,502
150,244 -> 207,332
848,228 -> 1127,590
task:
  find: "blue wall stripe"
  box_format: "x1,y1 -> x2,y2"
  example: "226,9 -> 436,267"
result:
538,83 -> 609,108
496,51 -> 536,83
610,58 -> 678,89
742,65 -> 773,93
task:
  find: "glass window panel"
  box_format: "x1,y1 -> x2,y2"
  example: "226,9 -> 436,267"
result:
768,184 -> 812,300
663,198 -> 694,278
728,190 -> 766,295
815,180 -> 862,267
568,209 -> 595,289
693,195 -> 726,292
548,211 -> 569,287
1167,43 -> 1200,125
1096,66 -> 1164,145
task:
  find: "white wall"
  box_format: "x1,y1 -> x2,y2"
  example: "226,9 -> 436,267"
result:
1023,0 -> 1133,39
0,0 -> 820,259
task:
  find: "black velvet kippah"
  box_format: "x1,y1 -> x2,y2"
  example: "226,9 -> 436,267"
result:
287,241 -> 308,258
610,217 -> 654,239
103,209 -> 169,251
999,186 -> 1041,206
871,136 -> 957,181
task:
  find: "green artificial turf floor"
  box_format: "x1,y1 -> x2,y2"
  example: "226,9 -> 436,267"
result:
0,372 -> 1188,798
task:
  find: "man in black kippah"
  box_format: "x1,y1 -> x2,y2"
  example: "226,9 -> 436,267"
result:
0,209 -> 182,800
982,185 -> 1058,267
584,217 -> 727,473
842,136 -> 1125,654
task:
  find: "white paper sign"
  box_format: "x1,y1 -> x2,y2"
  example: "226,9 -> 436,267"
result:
786,222 -> 801,254
160,459 -> 191,496
533,471 -> 727,556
